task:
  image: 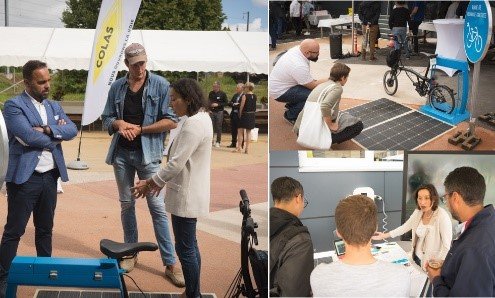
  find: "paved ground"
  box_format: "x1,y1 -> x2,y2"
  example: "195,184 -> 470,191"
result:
270,35 -> 495,151
0,132 -> 268,297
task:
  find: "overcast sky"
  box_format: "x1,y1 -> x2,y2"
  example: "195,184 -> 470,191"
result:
0,0 -> 268,31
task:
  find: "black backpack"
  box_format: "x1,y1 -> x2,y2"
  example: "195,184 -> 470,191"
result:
249,248 -> 268,297
269,221 -> 309,297
386,48 -> 401,68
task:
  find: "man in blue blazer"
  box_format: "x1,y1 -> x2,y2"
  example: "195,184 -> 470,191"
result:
0,60 -> 77,292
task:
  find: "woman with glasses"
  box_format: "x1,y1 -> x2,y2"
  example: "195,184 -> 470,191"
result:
372,184 -> 452,269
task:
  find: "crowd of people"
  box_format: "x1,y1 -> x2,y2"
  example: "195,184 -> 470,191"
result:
270,167 -> 495,297
0,42 -> 254,298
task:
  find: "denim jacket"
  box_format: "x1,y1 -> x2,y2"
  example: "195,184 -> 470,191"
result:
102,71 -> 176,165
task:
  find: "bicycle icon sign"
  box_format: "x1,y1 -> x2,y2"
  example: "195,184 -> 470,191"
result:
463,0 -> 492,63
465,22 -> 483,53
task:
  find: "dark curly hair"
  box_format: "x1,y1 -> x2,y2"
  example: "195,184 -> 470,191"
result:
170,78 -> 208,116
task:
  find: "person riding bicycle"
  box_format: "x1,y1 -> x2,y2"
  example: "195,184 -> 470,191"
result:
389,1 -> 411,59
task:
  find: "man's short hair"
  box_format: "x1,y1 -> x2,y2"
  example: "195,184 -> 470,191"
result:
335,195 -> 377,246
23,60 -> 47,81
444,166 -> 486,206
271,176 -> 304,203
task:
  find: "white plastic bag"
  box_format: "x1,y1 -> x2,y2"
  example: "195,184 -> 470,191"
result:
296,84 -> 334,150
250,127 -> 259,142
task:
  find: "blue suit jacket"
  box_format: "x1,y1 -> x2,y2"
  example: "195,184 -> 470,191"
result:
3,92 -> 78,184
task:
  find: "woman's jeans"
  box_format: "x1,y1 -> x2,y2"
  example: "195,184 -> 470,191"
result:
172,215 -> 201,298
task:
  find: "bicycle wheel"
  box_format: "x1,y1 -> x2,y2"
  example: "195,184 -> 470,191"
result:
383,70 -> 398,95
429,85 -> 455,114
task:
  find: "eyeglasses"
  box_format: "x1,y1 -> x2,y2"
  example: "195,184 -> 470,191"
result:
303,195 -> 309,208
440,192 -> 453,204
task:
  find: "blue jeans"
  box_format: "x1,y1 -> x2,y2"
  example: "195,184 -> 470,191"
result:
113,146 -> 176,266
172,215 -> 201,298
392,27 -> 410,57
276,85 -> 312,121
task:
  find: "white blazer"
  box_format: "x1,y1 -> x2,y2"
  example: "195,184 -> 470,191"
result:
152,111 -> 213,218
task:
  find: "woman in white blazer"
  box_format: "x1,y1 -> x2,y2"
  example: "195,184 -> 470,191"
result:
132,78 -> 213,298
373,184 -> 453,269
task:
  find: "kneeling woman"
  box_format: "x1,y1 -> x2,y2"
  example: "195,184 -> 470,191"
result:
132,78 -> 212,298
293,62 -> 363,145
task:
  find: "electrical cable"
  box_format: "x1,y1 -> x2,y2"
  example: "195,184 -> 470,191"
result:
123,273 -> 147,297
379,196 -> 389,233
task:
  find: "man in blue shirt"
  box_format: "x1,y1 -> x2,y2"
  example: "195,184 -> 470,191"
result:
408,1 -> 426,54
102,43 -> 184,287
427,167 -> 495,296
0,60 -> 78,295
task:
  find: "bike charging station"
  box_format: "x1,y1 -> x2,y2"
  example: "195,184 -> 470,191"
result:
419,56 -> 471,125
447,0 -> 493,150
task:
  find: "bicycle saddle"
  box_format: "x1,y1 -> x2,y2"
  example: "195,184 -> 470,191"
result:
100,239 -> 158,259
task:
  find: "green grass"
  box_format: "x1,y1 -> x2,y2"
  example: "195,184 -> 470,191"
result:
0,73 -> 268,109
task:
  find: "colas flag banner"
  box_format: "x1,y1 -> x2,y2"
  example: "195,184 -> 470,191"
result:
82,0 -> 142,126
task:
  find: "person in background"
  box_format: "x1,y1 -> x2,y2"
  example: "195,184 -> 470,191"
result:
208,81 -> 227,148
311,195 -> 410,297
426,167 -> 495,296
0,60 -> 78,295
389,1 -> 411,59
373,184 -> 452,268
132,78 -> 213,298
408,1 -> 426,54
270,177 -> 313,297
358,1 -> 381,61
236,82 -> 257,154
289,0 -> 302,36
302,0 -> 314,36
293,62 -> 363,146
228,83 -> 244,148
101,43 -> 184,286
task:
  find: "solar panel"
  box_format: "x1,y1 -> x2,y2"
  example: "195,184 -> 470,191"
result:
353,111 -> 454,150
345,98 -> 412,129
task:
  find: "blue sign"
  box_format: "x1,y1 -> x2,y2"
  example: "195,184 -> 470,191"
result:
464,0 -> 493,63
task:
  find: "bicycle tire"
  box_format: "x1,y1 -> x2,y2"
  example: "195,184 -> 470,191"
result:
383,70 -> 398,95
429,85 -> 455,114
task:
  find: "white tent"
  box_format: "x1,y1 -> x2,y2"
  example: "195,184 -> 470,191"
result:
0,27 -> 268,74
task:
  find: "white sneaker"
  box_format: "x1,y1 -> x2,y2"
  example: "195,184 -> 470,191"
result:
214,142 -> 220,148
304,31 -> 310,36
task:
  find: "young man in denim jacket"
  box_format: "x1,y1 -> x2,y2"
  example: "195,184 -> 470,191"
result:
102,43 -> 184,287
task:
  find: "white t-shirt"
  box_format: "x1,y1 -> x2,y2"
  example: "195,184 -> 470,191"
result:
311,259 -> 411,297
269,46 -> 314,99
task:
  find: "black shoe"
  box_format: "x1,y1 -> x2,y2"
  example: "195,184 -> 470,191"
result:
283,112 -> 296,126
227,144 -> 236,148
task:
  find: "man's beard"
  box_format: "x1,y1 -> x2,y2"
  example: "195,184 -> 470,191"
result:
309,56 -> 319,62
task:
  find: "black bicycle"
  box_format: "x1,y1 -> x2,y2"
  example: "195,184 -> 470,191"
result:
226,190 -> 267,298
384,34 -> 456,114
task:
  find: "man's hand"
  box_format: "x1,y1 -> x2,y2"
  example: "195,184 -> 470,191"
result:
131,178 -> 162,198
33,126 -> 44,133
425,261 -> 441,281
115,121 -> 140,141
211,103 -> 219,108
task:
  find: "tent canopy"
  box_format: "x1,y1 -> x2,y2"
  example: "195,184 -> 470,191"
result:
0,27 -> 267,74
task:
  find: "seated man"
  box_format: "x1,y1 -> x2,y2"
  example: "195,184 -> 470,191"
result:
269,39 -> 328,124
311,195 -> 410,297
